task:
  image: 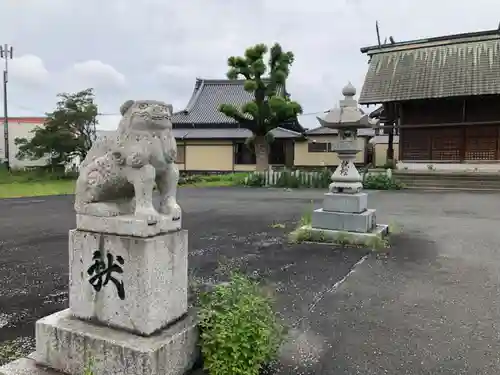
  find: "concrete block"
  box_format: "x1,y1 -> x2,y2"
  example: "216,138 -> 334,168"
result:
69,229 -> 188,336
311,208 -> 376,233
322,192 -> 367,213
306,224 -> 389,245
33,309 -> 198,375
76,214 -> 181,238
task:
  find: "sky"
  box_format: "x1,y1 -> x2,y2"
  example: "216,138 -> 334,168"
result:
1,0 -> 500,130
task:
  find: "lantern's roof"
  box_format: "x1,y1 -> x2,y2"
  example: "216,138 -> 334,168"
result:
317,83 -> 379,129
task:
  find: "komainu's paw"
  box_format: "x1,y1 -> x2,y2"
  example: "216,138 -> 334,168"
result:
135,206 -> 160,225
160,197 -> 181,220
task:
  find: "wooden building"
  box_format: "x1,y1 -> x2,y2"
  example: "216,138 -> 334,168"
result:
359,28 -> 500,170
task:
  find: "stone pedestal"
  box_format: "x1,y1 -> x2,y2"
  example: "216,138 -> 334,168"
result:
32,309 -> 197,375
312,208 -> 376,233
310,191 -> 388,243
69,229 -> 188,336
322,192 -> 367,213
76,214 -> 182,238
1,215 -> 198,375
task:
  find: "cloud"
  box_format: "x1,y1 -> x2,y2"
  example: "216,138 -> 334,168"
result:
154,65 -> 194,82
10,54 -> 49,86
68,60 -> 126,90
152,65 -> 197,110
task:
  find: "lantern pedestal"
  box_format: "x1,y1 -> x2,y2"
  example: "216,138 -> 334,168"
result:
311,193 -> 388,244
307,82 -> 389,244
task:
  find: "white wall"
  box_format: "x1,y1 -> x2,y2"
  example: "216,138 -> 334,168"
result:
0,118 -> 49,169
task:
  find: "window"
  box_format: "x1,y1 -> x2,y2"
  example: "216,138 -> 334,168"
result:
176,145 -> 185,164
234,143 -> 256,164
308,142 -> 328,152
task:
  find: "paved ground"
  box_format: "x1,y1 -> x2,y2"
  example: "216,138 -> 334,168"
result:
1,188 -> 500,374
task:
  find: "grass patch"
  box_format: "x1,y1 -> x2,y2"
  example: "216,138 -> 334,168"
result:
0,180 -> 76,198
388,219 -> 403,234
288,205 -> 391,251
270,222 -> 286,229
0,166 -> 77,198
83,357 -> 95,375
363,173 -> 404,190
0,170 -> 249,199
288,225 -> 389,251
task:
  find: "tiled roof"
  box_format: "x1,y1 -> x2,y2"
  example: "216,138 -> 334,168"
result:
305,126 -> 375,137
172,78 -> 304,133
172,79 -> 284,125
172,127 -> 301,139
359,29 -> 500,104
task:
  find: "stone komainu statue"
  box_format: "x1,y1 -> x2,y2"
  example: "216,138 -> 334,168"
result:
75,100 -> 181,224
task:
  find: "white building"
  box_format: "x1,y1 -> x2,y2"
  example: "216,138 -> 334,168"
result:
0,117 -> 49,169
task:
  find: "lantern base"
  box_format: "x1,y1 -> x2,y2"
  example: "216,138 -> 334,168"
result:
302,224 -> 389,245
312,208 -> 377,233
329,181 -> 363,194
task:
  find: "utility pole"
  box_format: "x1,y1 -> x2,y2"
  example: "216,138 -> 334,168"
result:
0,44 -> 13,170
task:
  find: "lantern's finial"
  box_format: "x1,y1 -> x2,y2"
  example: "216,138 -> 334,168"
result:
342,82 -> 356,97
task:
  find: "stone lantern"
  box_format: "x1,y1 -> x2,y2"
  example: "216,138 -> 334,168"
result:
308,82 -> 388,242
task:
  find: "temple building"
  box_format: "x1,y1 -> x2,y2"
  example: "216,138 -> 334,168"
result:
359,28 -> 500,170
171,78 -> 378,172
171,78 -> 304,172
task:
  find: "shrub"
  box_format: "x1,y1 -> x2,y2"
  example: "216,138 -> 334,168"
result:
178,173 -> 247,186
312,168 -> 332,189
275,170 -> 300,188
245,168 -> 332,189
363,174 -> 403,190
299,200 -> 313,226
198,273 -> 285,375
244,173 -> 265,187
178,174 -> 203,185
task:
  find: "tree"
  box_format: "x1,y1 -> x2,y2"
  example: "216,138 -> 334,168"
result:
15,88 -> 98,169
219,43 -> 303,171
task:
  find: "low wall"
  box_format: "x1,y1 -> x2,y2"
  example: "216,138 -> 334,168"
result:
398,162 -> 500,173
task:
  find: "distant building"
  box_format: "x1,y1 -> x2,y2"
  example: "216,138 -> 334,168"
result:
359,28 -> 500,171
171,78 -> 305,172
296,126 -> 375,167
14,78 -> 388,173
0,117 -> 48,169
